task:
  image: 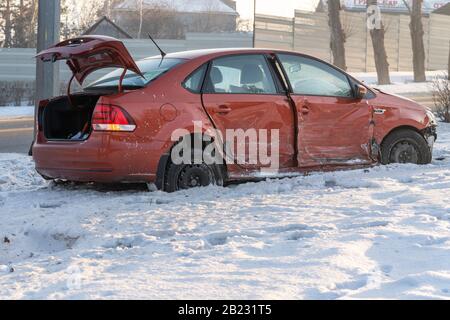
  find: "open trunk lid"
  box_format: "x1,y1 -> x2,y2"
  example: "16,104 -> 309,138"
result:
36,35 -> 143,84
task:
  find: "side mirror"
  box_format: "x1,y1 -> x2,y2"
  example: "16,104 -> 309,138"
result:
355,84 -> 368,100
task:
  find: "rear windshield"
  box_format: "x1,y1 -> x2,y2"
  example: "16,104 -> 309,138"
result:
85,58 -> 185,90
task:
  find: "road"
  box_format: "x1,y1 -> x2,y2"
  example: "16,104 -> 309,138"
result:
0,117 -> 34,154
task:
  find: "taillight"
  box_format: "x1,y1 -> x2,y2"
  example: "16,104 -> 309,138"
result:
37,99 -> 48,132
92,104 -> 136,132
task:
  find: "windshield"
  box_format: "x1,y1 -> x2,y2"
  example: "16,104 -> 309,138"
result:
85,58 -> 185,89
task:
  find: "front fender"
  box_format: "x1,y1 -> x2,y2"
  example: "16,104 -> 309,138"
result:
371,94 -> 431,145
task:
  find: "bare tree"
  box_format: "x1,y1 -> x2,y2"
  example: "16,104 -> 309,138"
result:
0,0 -> 38,48
62,0 -> 105,37
432,74 -> 450,122
12,0 -> 26,46
0,0 -> 13,48
101,0 -> 115,18
137,0 -> 143,39
12,0 -> 38,48
116,3 -> 183,39
328,0 -> 346,70
191,0 -> 221,33
98,0 -> 122,18
341,11 -> 357,40
367,0 -> 391,85
403,0 -> 426,82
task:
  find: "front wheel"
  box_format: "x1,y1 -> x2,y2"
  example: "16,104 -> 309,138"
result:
380,129 -> 432,165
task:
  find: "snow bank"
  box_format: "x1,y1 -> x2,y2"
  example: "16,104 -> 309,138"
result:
373,82 -> 433,95
0,107 -> 34,119
351,70 -> 446,95
1,124 -> 450,299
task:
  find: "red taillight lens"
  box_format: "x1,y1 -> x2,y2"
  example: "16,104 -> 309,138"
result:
37,100 -> 48,132
92,104 -> 136,132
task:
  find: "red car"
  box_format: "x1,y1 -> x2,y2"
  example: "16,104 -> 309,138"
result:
33,36 -> 437,192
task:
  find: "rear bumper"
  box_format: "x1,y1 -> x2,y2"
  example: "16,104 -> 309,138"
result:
33,133 -> 159,183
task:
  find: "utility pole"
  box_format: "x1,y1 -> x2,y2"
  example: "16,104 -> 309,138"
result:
252,0 -> 256,48
36,0 -> 61,103
34,0 -> 60,142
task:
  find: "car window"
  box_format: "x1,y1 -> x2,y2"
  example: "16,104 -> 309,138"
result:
183,64 -> 207,93
85,58 -> 185,90
277,54 -> 352,98
205,55 -> 277,94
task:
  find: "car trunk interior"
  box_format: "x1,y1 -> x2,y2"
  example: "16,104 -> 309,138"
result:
42,94 -> 101,141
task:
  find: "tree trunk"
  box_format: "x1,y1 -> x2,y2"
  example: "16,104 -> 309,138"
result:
137,0 -> 143,39
3,0 -> 13,48
328,0 -> 347,70
367,0 -> 391,85
29,0 -> 39,47
14,0 -> 27,47
410,0 -> 426,82
104,0 -> 111,17
448,41 -> 450,80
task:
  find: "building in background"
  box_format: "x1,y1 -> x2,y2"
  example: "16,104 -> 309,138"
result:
433,1 -> 450,14
83,16 -> 133,39
342,0 -> 450,15
111,0 -> 239,39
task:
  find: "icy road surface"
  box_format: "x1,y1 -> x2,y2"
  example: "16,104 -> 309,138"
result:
1,124 -> 450,300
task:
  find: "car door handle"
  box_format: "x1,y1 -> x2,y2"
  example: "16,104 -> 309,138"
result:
373,108 -> 386,115
212,105 -> 232,115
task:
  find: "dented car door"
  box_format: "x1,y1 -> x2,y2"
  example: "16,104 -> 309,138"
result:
201,54 -> 296,170
277,54 -> 373,167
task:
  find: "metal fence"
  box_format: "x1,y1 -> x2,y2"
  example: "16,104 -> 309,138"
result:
0,32 -> 252,105
0,32 -> 252,82
255,10 -> 450,72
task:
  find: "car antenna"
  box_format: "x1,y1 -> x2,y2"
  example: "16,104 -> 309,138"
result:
148,33 -> 166,60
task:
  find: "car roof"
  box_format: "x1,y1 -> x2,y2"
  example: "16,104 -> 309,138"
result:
142,48 -> 280,61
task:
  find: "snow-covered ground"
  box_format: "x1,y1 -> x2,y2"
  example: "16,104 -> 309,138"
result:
0,106 -> 34,119
1,124 -> 450,300
352,70 -> 446,95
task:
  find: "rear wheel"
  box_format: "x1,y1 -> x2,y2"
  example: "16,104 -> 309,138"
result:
163,136 -> 226,192
381,129 -> 432,165
164,162 -> 223,192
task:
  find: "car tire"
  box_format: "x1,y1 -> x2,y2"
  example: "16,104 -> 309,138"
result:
380,128 -> 432,165
164,158 -> 224,193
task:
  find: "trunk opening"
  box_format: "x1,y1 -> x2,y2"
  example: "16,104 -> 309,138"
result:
42,94 -> 101,141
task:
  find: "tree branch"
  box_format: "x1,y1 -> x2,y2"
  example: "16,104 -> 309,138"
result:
402,0 -> 412,13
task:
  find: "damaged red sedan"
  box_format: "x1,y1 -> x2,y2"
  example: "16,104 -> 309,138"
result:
32,36 -> 437,192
